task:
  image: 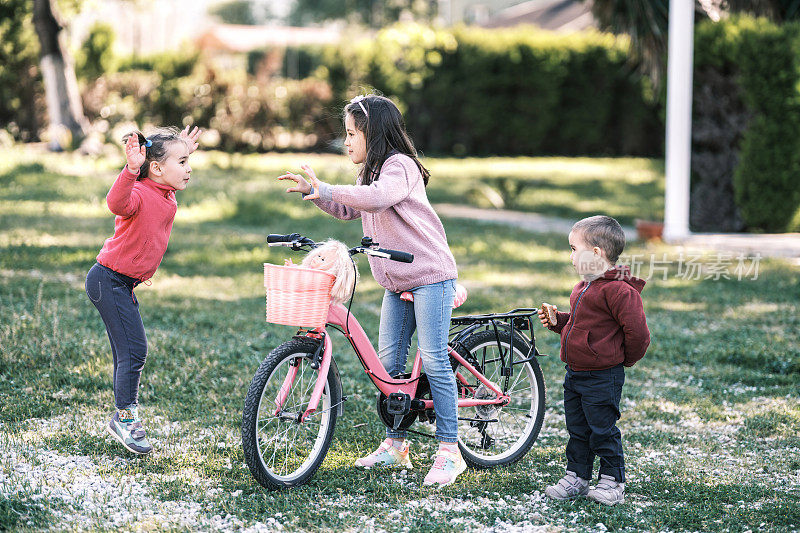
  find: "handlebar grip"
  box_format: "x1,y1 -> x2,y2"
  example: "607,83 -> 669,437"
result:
381,248 -> 414,263
267,233 -> 300,244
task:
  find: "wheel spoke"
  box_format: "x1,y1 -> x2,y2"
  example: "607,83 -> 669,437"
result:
508,367 -> 525,392
453,332 -> 544,465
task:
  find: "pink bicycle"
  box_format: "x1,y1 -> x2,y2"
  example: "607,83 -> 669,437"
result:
242,233 -> 546,490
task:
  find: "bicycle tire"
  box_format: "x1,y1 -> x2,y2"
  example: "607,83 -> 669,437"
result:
242,338 -> 341,489
453,329 -> 546,468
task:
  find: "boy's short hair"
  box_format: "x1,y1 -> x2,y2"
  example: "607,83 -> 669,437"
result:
572,215 -> 626,264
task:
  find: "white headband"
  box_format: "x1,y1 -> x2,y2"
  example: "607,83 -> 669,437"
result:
350,95 -> 368,117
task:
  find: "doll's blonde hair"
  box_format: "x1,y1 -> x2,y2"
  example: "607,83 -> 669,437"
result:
300,240 -> 358,304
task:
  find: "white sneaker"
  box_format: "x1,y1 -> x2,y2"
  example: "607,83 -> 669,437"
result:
587,474 -> 625,505
544,470 -> 589,500
422,447 -> 467,487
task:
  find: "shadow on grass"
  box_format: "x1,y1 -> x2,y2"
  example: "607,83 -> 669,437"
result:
639,478 -> 800,530
0,493 -> 54,531
1,243 -> 98,272
0,162 -> 108,203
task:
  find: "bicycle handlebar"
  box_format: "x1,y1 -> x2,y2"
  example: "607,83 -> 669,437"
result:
353,247 -> 413,263
267,233 -> 296,244
267,233 -> 414,263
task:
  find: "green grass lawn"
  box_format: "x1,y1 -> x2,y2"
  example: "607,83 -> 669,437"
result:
0,146 -> 798,532
425,157 -> 665,226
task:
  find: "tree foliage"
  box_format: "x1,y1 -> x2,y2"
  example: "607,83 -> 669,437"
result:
76,23 -> 116,80
586,0 -> 800,85
209,0 -> 258,25
0,0 -> 43,140
693,16 -> 800,232
288,0 -> 437,27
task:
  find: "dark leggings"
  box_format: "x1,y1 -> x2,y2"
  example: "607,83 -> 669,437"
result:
85,263 -> 147,410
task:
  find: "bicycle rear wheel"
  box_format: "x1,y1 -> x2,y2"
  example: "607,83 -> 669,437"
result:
242,339 -> 340,489
453,329 -> 545,468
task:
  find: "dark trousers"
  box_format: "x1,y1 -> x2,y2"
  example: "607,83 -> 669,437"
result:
563,364 -> 625,482
85,263 -> 147,410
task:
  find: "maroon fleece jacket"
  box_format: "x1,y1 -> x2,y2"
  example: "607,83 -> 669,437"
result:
548,266 -> 650,371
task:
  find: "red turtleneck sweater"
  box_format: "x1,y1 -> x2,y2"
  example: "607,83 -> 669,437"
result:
96,165 -> 178,281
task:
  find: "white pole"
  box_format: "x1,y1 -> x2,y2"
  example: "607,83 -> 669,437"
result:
663,0 -> 695,242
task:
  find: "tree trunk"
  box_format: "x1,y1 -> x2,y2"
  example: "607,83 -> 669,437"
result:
690,67 -> 748,232
33,0 -> 88,150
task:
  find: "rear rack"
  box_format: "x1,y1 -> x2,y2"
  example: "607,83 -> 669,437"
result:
449,308 -> 543,364
451,308 -> 539,327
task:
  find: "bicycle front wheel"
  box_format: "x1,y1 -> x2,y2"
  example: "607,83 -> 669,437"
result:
453,329 -> 545,468
242,339 -> 340,490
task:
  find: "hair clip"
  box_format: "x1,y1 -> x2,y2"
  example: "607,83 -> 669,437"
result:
144,139 -> 153,148
350,95 -> 368,117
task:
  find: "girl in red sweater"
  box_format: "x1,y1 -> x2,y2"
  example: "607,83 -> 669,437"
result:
85,126 -> 200,454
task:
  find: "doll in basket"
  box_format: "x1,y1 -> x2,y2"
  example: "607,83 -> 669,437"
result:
285,240 -> 359,305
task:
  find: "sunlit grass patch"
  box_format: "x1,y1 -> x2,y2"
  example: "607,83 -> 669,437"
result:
741,404 -> 800,438
425,156 -> 664,225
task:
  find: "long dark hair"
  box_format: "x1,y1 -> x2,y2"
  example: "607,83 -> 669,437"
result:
121,127 -> 183,180
344,95 -> 430,186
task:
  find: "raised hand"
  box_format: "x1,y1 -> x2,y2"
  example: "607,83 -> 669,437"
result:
278,171 -> 312,195
299,164 -> 320,200
278,164 -> 321,200
180,125 -> 202,154
125,135 -> 146,173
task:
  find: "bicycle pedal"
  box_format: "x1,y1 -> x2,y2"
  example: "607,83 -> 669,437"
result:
391,414 -> 405,430
386,392 -> 411,415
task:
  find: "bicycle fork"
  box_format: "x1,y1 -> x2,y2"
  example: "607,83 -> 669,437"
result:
273,332 -> 333,423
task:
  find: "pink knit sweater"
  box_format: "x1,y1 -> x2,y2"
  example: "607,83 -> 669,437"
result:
314,153 -> 458,292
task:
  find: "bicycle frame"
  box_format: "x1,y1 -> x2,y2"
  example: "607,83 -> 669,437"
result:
275,302 -> 510,422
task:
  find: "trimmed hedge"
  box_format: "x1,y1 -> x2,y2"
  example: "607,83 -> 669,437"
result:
310,23 -> 663,157
69,23 -> 662,156
694,16 -> 800,232
81,64 -> 338,152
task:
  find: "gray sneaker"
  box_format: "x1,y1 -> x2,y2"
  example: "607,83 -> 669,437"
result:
544,470 -> 589,500
107,409 -> 152,455
587,474 -> 625,505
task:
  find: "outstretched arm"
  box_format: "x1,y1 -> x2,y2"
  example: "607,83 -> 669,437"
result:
316,159 -> 416,214
278,165 -> 361,220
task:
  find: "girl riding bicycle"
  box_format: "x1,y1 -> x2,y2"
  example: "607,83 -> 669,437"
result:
279,94 -> 464,486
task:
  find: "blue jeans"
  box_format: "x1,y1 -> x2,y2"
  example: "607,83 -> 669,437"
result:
378,279 -> 458,442
85,263 -> 147,411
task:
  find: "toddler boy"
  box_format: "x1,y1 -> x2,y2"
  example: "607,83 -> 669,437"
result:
540,215 -> 650,505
